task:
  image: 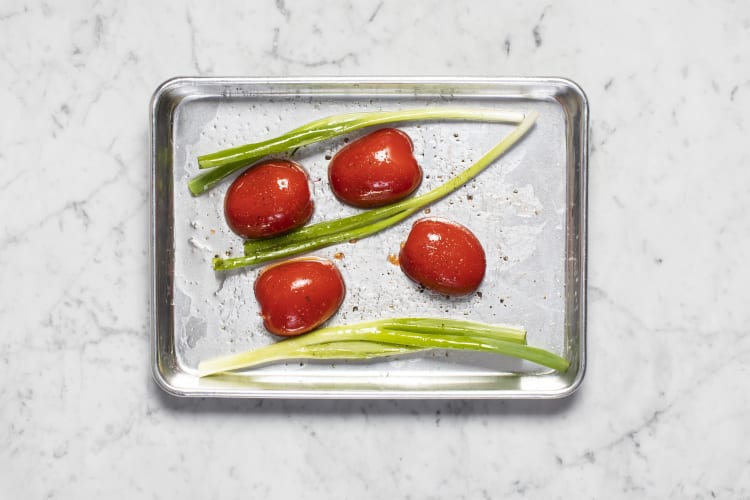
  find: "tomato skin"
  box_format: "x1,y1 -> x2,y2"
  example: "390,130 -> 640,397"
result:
254,257 -> 345,336
328,128 -> 422,208
224,160 -> 313,239
399,217 -> 486,296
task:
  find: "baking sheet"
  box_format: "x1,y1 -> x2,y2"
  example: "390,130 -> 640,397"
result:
150,77 -> 587,398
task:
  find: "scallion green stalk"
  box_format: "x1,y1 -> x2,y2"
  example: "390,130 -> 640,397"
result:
212,110 -> 538,271
189,108 -> 526,195
197,318 -> 569,377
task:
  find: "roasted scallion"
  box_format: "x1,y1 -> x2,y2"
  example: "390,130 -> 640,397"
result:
197,318 -> 569,377
189,107 -> 527,195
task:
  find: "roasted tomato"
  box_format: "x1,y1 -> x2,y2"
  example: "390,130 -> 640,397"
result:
254,257 -> 345,336
224,160 -> 313,239
399,217 -> 486,296
328,128 -> 422,208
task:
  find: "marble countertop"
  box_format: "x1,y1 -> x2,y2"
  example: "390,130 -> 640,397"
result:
2,1 -> 748,498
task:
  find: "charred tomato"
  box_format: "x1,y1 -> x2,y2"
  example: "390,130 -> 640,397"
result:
399,217 -> 486,296
224,160 -> 313,239
328,128 -> 422,208
254,257 -> 345,336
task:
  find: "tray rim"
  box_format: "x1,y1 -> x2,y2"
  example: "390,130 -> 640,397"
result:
149,76 -> 588,399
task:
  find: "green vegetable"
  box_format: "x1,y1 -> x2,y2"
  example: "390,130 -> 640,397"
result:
212,110 -> 538,271
189,107 -> 527,195
197,318 -> 570,377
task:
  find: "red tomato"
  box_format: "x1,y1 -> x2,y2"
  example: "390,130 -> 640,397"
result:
328,128 -> 422,208
254,257 -> 345,336
224,160 -> 313,239
399,217 -> 486,296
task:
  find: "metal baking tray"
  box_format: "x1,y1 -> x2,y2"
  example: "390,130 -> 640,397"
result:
150,77 -> 588,398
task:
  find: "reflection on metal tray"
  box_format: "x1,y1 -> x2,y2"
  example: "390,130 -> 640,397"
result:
150,77 -> 588,398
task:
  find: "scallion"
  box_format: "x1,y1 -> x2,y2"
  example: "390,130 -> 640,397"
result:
189,107 -> 527,195
197,318 -> 569,377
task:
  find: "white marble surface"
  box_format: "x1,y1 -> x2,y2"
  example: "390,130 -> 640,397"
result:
1,0 -> 749,498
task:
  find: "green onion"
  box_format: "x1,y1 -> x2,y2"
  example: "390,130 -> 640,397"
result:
189,107 -> 527,195
212,110 -> 538,271
197,318 -> 569,377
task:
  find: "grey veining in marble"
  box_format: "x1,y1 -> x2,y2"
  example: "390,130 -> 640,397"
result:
1,0 -> 749,498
